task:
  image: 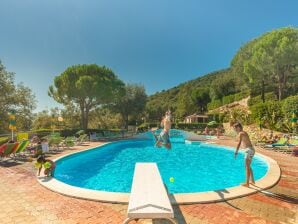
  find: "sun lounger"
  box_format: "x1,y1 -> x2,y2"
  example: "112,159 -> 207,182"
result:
62,136 -> 76,148
0,144 -> 7,154
15,140 -> 30,154
0,142 -> 19,159
289,138 -> 298,146
76,134 -> 88,145
48,136 -> 63,152
89,132 -> 99,141
263,137 -> 289,148
13,140 -> 30,159
123,163 -> 177,224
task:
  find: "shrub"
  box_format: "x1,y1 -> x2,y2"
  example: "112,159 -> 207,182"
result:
138,122 -> 160,131
250,101 -> 283,130
234,91 -> 250,101
138,122 -> 223,132
31,129 -> 53,138
229,108 -> 252,125
0,136 -> 9,145
174,123 -> 209,130
248,92 -> 277,106
207,100 -> 222,110
282,95 -> 298,120
222,95 -> 235,105
221,91 -> 250,106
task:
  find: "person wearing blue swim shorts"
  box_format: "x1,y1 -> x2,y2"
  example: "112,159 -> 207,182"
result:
152,111 -> 172,150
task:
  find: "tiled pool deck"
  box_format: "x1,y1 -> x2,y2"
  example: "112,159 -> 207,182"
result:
0,138 -> 297,224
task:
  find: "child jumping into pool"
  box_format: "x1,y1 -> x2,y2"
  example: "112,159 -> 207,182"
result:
152,110 -> 172,150
36,154 -> 56,177
233,122 -> 255,187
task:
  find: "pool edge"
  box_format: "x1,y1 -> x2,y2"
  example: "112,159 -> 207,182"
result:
37,143 -> 281,204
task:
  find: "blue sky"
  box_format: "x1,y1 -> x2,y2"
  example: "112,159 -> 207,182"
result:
0,0 -> 297,112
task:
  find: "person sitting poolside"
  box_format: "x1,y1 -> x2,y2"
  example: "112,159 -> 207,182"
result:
273,135 -> 280,143
35,154 -> 56,177
216,125 -> 223,139
203,126 -> 210,135
27,135 -> 40,153
260,131 -> 275,143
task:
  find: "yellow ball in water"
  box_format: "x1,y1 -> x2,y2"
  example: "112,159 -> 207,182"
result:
169,177 -> 175,183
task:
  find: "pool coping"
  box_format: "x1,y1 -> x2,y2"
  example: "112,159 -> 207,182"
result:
37,142 -> 281,204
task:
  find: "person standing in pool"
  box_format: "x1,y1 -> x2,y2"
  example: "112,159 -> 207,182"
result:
233,122 -> 255,187
152,110 -> 172,149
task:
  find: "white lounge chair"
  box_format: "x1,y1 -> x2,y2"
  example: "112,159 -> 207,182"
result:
123,163 -> 177,224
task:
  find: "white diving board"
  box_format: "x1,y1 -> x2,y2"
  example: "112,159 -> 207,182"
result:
123,163 -> 177,224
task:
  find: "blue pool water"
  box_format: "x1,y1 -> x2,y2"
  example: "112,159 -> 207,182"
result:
55,137 -> 268,193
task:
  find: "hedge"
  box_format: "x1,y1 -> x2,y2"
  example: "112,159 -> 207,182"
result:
220,91 -> 250,107
282,95 -> 298,120
207,99 -> 222,110
138,122 -> 221,131
31,129 -> 126,138
248,92 -> 277,106
0,136 -> 9,145
222,95 -> 235,105
208,91 -> 250,110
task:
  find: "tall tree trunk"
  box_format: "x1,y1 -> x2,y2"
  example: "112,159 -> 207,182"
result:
81,109 -> 88,132
277,68 -> 288,101
79,100 -> 88,131
85,107 -> 89,131
80,107 -> 84,130
278,75 -> 283,101
261,79 -> 265,103
80,108 -> 88,131
125,114 -> 129,130
282,70 -> 287,99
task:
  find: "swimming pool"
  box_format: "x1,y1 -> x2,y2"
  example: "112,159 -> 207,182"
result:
54,135 -> 268,194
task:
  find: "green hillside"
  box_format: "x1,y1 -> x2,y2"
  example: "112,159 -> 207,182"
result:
146,68 -> 238,120
146,27 -> 298,123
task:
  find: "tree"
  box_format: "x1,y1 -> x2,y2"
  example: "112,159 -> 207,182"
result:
145,102 -> 166,122
209,76 -> 237,100
175,88 -> 197,119
49,64 -> 125,131
0,60 -> 36,132
14,83 -> 37,130
231,39 -> 261,97
32,110 -> 52,130
89,108 -> 122,129
60,103 -> 81,129
232,27 -> 298,101
191,88 -> 211,113
111,84 -> 147,128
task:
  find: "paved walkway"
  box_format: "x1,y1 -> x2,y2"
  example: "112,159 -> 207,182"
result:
0,139 -> 297,224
